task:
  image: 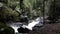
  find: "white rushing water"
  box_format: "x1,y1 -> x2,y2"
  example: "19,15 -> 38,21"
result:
11,26 -> 19,32
7,17 -> 43,34
7,23 -> 23,33
25,17 -> 41,30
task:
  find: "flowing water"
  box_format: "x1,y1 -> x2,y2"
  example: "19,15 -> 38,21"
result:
6,17 -> 44,34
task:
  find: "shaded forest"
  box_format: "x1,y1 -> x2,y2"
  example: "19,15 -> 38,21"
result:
0,0 -> 60,34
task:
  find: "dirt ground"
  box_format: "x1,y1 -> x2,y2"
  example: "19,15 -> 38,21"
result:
28,23 -> 60,34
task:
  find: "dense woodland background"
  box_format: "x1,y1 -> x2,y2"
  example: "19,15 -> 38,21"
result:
0,0 -> 60,34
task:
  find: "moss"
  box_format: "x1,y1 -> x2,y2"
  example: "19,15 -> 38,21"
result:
0,6 -> 19,22
0,22 -> 15,34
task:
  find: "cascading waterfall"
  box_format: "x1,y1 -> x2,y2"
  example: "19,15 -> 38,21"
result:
7,17 -> 43,34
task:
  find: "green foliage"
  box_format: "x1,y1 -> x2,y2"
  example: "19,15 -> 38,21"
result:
0,5 -> 19,22
0,0 -> 44,21
0,22 -> 15,34
21,0 -> 44,19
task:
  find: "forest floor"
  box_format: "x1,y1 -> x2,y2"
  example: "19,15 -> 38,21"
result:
28,23 -> 60,34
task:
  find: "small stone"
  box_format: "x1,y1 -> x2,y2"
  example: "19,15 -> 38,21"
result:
0,3 -> 3,7
0,28 -> 4,31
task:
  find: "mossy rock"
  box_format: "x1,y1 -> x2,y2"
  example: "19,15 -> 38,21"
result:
0,22 -> 15,34
0,5 -> 19,22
